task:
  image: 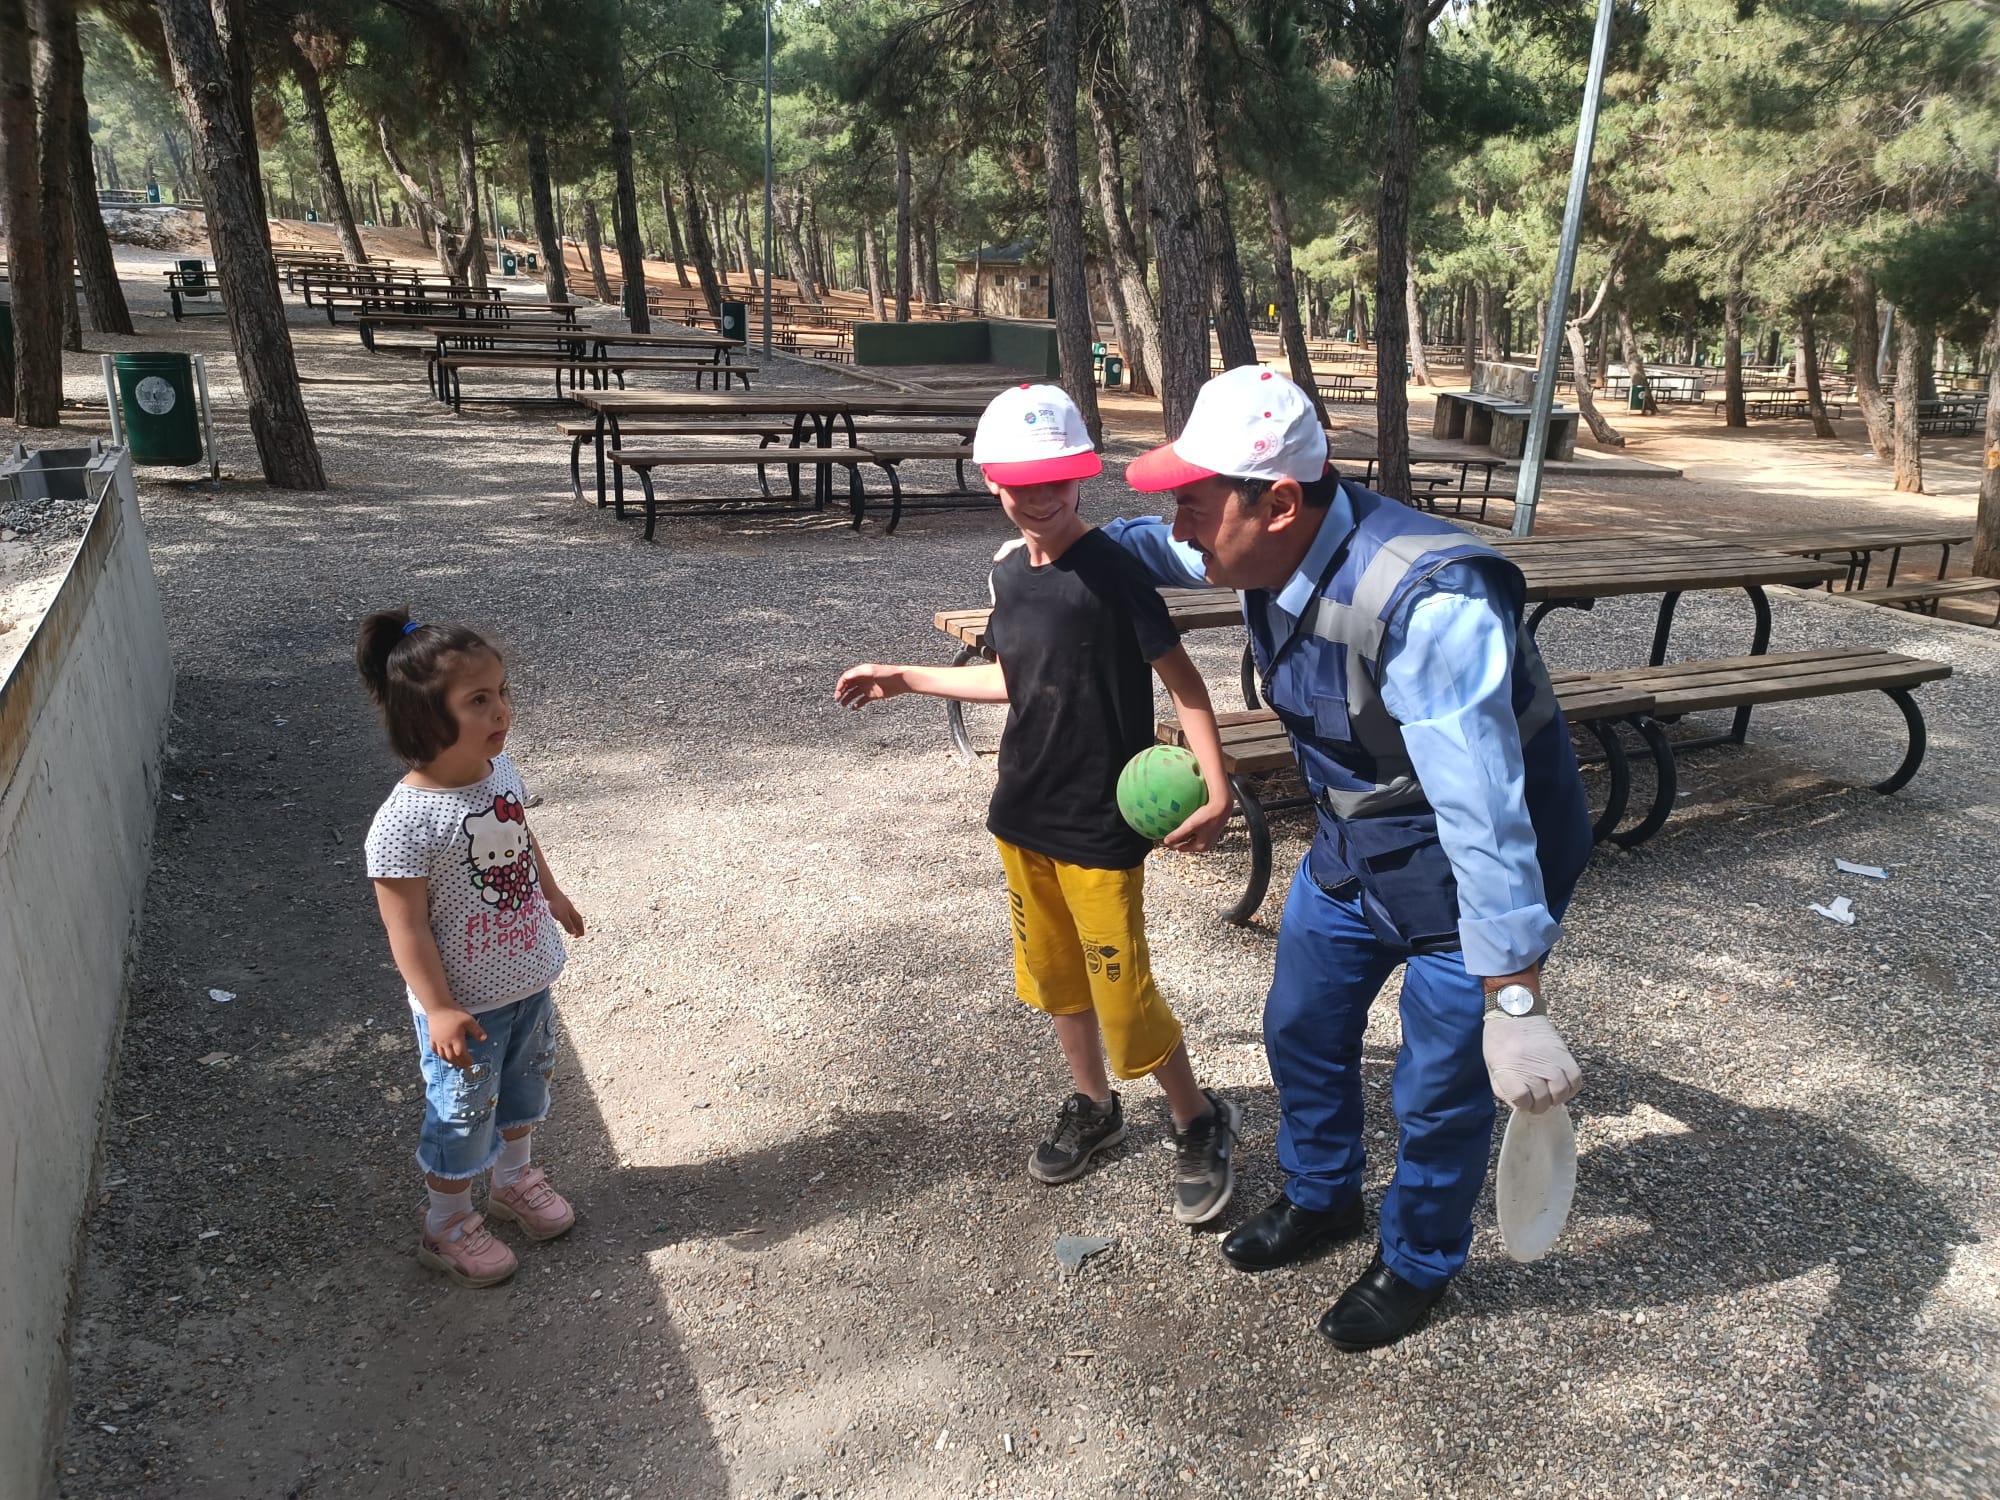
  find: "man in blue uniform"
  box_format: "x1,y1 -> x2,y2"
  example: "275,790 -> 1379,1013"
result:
1107,367 -> 1590,1351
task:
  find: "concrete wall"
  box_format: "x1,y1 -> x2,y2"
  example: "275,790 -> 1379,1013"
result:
0,450 -> 172,1500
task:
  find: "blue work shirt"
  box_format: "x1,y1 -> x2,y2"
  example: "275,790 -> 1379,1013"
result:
1104,501 -> 1561,976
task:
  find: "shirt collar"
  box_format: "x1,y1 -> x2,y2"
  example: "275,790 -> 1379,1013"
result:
1271,481 -> 1356,621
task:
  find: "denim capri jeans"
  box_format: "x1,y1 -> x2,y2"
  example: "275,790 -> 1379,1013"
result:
412,988 -> 559,1179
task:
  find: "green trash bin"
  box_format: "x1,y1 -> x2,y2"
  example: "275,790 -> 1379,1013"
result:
524,251 -> 539,273
176,258 -> 211,300
501,251 -> 519,276
112,352 -> 204,467
1103,355 -> 1124,389
1627,378 -> 1649,412
719,300 -> 748,342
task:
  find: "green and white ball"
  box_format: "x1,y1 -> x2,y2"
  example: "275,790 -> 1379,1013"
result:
1116,745 -> 1206,840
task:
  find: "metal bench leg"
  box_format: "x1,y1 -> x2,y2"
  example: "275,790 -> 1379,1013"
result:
1583,719 -> 1630,843
1873,688 -> 1927,794
1611,715 -> 1678,848
1648,590 -> 1684,666
847,462 -> 869,530
876,463 -> 902,532
569,436 -> 584,503
1221,774 -> 1272,926
638,468 -> 659,543
945,646 -> 993,768
1240,641 -> 1260,710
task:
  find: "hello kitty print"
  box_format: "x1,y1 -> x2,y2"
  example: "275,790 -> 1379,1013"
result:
365,753 -> 567,1015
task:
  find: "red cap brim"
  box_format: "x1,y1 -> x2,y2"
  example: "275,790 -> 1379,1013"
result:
1124,442 -> 1219,492
981,449 -> 1102,486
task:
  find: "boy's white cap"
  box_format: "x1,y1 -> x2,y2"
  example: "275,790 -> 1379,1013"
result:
973,383 -> 1103,485
1125,365 -> 1328,492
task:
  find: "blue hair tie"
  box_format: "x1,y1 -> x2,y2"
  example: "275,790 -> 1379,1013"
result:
401,620 -> 422,636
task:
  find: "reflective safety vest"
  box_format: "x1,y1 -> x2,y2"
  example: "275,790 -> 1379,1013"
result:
1246,482 -> 1593,952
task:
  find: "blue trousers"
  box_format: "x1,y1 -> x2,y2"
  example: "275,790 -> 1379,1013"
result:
1266,862 -> 1496,1289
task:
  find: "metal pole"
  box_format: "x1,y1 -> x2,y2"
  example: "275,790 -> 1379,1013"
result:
100,355 -> 124,447
193,354 -> 219,482
1510,0 -> 1617,538
489,181 -> 501,266
761,0 -> 774,357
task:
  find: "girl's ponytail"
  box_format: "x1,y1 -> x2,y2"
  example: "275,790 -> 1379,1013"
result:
356,607 -> 413,707
355,610 -> 498,765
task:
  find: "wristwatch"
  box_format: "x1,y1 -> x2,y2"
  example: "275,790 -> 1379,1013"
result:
1485,982 -> 1546,1019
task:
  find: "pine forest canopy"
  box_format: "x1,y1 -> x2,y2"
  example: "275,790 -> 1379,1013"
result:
9,0 -> 1995,544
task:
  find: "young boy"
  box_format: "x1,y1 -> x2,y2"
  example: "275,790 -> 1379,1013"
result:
834,384 -> 1241,1224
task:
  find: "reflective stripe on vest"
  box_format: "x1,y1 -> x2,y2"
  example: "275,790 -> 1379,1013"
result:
1303,530 -> 1560,819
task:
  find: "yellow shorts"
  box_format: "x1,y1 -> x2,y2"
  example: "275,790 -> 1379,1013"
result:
994,838 -> 1184,1081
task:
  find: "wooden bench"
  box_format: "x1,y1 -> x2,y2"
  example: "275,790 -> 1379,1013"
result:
436,353 -> 754,409
1849,576 -> 2000,626
607,446 -> 874,541
559,416 -> 976,504
1154,681 -> 1661,922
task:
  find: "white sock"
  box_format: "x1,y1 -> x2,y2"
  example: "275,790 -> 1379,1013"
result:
493,1133 -> 532,1189
426,1184 -> 473,1235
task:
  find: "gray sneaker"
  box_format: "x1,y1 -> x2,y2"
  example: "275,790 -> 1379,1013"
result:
1029,1092 -> 1126,1184
1171,1090 -> 1240,1225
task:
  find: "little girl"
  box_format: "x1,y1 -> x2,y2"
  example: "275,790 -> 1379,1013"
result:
358,609 -> 586,1288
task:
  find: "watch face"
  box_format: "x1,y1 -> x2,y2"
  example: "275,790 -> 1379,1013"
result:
1497,984 -> 1536,1017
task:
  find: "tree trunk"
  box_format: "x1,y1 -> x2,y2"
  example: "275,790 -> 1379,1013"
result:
1972,305 -> 2000,577
732,194 -> 756,291
1373,0 -> 1436,500
1086,81 -> 1160,397
1181,1 -> 1254,369
66,37 -> 133,336
581,201 -> 613,302
1797,303 -> 1834,439
369,176 -> 384,227
778,187 -> 821,307
1847,269 -> 1892,457
1121,0 -> 1209,431
608,70 -> 648,330
1404,251 -> 1431,386
676,158 -> 723,313
156,0 -> 324,486
287,41 -> 364,264
1044,0 -> 1102,441
970,245 -> 983,315
452,101 -> 486,288
526,133 -> 569,302
660,179 -> 691,287
1267,182 -> 1328,428
923,216 -> 944,303
863,219 -> 886,320
1722,254 -> 1747,427
1892,320 -> 1924,493
1564,320 -> 1622,446
31,0 -> 82,356
1615,303 -> 1654,415
1913,320 -> 1937,402
805,189 -> 826,294
0,0 -> 53,421
894,132 -> 912,321
1461,282 -> 1477,375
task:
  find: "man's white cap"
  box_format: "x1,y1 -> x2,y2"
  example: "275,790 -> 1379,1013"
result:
1125,365 -> 1327,492
973,383 -> 1103,485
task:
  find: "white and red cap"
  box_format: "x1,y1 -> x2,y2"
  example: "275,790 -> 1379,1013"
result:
1126,365 -> 1328,492
973,383 -> 1103,486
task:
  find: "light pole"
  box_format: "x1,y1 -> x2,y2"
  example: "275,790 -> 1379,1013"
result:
762,0 -> 775,357
1510,0 -> 1617,537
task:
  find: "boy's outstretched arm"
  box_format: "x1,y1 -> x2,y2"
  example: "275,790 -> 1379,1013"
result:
835,659 -> 1010,707
1150,644 -> 1234,853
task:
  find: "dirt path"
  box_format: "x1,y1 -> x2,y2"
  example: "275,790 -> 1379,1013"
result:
29,260 -> 2000,1500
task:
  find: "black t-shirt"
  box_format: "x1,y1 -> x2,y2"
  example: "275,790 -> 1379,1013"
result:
984,529 -> 1181,869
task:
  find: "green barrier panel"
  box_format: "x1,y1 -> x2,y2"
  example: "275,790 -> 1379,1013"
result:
987,322 -> 1060,378
851,321 -> 990,366
112,353 -> 203,466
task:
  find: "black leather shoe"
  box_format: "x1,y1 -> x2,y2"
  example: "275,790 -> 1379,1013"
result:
1318,1253 -> 1448,1351
1220,1192 -> 1365,1271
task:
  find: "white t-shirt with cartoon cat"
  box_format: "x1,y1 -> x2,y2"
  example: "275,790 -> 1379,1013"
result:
365,753 -> 567,1015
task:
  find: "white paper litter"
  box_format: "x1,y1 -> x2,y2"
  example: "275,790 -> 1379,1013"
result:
1835,860 -> 1889,879
1810,896 -> 1857,926
208,988 -> 235,1004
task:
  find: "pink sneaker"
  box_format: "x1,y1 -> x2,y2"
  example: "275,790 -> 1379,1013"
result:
418,1210 -> 519,1288
486,1166 -> 576,1241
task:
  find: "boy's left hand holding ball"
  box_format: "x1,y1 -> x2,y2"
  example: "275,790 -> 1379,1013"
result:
547,890 -> 586,937
1162,795 -> 1233,854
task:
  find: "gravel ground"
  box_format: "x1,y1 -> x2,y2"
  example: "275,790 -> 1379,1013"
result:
36,258 -> 2000,1500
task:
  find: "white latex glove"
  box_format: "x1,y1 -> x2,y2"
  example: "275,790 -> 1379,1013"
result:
1483,1013 -> 1583,1114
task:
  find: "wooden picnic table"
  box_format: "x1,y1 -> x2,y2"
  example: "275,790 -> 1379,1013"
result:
569,389 -> 991,512
353,309 -> 588,348
318,290 -> 576,326
1747,524 -> 1975,589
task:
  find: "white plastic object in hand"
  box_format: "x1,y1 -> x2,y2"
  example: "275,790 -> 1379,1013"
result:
1496,1103 -> 1577,1262
1483,1012 -> 1582,1114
